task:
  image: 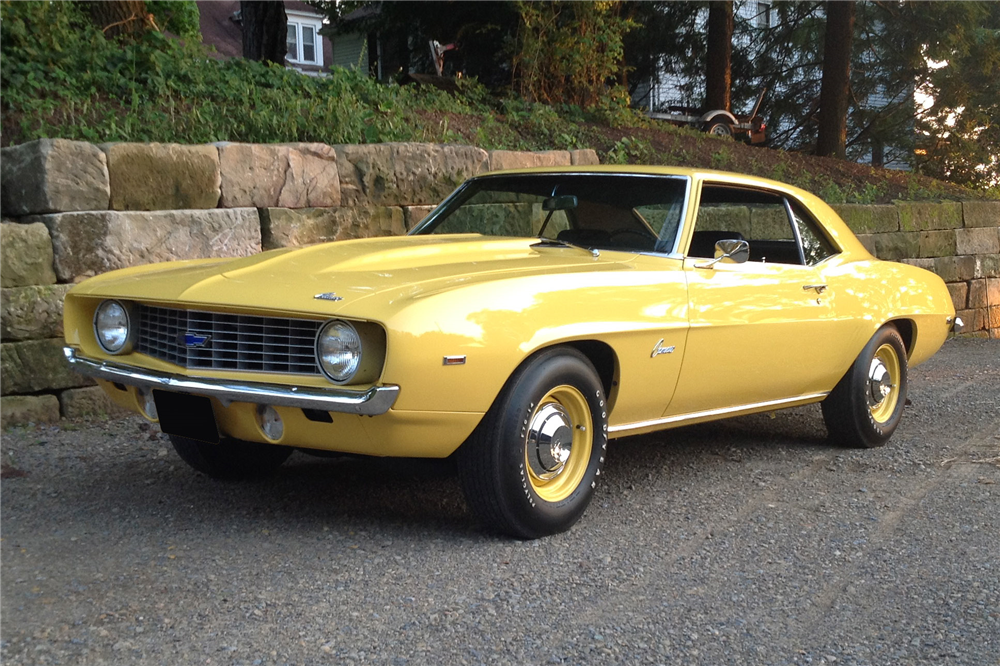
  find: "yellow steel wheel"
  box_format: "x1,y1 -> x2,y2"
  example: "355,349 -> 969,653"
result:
867,343 -> 901,424
524,385 -> 594,503
822,325 -> 908,449
458,347 -> 607,538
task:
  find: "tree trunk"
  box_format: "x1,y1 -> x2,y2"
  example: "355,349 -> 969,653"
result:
705,1 -> 733,112
84,0 -> 150,39
241,1 -> 288,66
816,1 -> 855,159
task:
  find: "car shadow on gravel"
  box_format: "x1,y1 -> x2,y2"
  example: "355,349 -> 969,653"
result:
34,405 -> 836,539
606,405 -> 833,470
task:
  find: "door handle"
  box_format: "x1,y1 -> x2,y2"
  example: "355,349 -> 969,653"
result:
803,284 -> 828,294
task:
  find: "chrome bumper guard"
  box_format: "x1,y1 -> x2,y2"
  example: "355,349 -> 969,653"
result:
63,347 -> 399,416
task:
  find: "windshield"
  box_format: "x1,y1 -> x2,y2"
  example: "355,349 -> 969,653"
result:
413,174 -> 688,254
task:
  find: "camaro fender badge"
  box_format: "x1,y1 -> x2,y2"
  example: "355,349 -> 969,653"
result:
651,339 -> 675,358
180,332 -> 212,348
314,292 -> 343,302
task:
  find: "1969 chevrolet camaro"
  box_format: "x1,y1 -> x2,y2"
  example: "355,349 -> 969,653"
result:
63,166 -> 959,538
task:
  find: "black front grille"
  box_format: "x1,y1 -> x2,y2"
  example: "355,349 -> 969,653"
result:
136,304 -> 322,375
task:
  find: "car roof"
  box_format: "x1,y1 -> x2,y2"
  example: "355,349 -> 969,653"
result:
476,165 -> 811,200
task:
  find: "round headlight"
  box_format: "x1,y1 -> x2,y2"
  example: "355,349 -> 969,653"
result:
94,300 -> 132,354
316,320 -> 362,383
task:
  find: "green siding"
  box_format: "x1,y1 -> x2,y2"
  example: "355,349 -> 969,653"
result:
332,33 -> 368,71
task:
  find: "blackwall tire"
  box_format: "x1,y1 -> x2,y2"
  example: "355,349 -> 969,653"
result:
704,120 -> 734,138
822,325 -> 908,449
457,347 -> 608,539
169,435 -> 293,479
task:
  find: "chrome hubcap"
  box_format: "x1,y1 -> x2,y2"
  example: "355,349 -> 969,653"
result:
867,357 -> 894,408
526,403 -> 574,480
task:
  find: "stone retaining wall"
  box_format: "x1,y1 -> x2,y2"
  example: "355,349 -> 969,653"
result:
0,138 -> 997,426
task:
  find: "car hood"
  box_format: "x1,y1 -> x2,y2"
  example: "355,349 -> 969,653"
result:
70,235 -> 634,317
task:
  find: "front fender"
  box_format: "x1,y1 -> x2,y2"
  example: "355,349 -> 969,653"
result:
380,263 -> 689,418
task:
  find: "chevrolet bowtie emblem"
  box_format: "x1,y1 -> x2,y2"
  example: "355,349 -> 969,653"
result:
314,292 -> 343,302
180,332 -> 211,348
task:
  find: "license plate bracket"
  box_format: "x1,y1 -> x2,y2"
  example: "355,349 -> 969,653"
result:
153,390 -> 220,443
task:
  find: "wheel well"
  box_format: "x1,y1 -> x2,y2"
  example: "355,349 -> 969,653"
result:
887,319 -> 915,357
700,110 -> 738,125
563,340 -> 617,399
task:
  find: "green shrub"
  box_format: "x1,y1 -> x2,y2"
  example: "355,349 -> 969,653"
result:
0,1 -> 485,146
605,136 -> 654,164
147,1 -> 201,38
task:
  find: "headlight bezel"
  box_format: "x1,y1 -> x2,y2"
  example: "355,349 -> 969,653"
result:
93,299 -> 135,355
315,319 -> 364,384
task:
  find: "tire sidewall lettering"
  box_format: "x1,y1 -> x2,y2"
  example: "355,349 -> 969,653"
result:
503,351 -> 608,528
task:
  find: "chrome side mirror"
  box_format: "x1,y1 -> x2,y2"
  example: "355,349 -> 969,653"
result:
695,239 -> 750,269
715,239 -> 750,263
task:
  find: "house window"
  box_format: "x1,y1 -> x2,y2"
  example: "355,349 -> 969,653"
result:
286,17 -> 323,66
756,1 -> 773,29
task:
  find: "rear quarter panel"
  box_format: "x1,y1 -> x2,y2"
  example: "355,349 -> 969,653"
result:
826,258 -> 953,368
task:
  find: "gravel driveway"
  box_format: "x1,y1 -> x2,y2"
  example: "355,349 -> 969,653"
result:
2,338 -> 998,666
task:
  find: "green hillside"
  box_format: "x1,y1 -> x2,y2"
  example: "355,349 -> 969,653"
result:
1,1 -> 992,204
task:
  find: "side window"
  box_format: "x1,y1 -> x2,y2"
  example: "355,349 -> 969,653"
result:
690,184 -> 802,265
788,200 -> 838,265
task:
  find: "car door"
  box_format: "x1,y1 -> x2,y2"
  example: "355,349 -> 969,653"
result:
666,183 -> 847,417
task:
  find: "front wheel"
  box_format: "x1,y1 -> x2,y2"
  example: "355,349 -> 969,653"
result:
822,325 -> 908,448
170,435 -> 293,479
458,348 -> 608,539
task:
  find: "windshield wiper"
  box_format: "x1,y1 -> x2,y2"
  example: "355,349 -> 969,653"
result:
531,237 -> 600,257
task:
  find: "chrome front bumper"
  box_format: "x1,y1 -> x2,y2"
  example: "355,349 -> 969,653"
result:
63,347 -> 399,416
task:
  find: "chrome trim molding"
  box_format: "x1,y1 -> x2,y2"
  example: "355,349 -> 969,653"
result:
63,347 -> 399,416
608,392 -> 830,435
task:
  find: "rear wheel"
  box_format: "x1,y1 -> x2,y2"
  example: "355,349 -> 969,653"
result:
458,348 -> 608,539
822,325 -> 908,448
170,435 -> 292,479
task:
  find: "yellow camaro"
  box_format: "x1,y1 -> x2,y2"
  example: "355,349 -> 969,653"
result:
63,166 -> 957,538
